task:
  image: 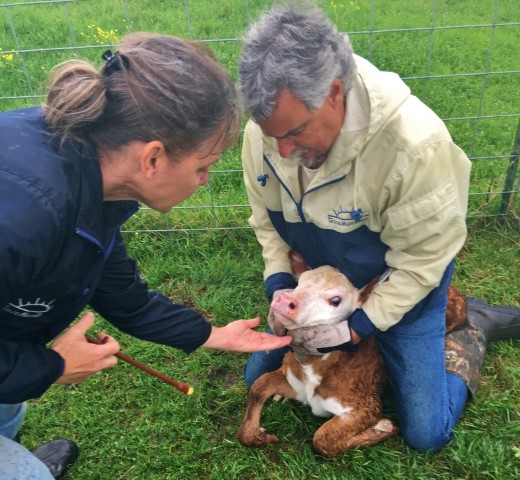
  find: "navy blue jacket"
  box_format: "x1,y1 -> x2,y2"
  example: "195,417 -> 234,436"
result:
0,107 -> 212,403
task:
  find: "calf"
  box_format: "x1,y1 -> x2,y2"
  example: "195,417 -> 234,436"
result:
238,253 -> 467,457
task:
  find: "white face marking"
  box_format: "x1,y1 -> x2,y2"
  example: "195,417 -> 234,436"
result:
270,266 -> 362,331
286,364 -> 353,418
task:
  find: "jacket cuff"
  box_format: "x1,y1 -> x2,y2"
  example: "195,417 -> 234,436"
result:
349,308 -> 379,338
0,347 -> 65,404
264,272 -> 297,302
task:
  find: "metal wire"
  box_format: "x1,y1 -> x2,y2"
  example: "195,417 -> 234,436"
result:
1,0 -> 518,230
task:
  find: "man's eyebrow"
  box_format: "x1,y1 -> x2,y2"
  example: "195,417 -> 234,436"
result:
275,121 -> 308,140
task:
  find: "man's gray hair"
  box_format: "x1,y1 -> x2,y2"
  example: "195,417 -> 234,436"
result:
238,4 -> 357,123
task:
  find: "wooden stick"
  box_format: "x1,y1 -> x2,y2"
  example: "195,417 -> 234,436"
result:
85,335 -> 194,395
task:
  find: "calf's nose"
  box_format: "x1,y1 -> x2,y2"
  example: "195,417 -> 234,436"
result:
273,292 -> 300,318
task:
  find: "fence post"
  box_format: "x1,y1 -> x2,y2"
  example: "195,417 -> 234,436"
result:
499,119 -> 520,216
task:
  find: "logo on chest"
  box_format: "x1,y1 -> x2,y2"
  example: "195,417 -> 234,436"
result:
328,206 -> 366,227
2,298 -> 56,318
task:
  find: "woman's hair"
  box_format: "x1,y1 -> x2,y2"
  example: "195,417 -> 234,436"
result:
44,33 -> 239,157
238,4 -> 357,123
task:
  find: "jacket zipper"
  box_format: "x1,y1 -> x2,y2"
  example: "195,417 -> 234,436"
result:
72,206 -> 136,308
263,154 -> 347,265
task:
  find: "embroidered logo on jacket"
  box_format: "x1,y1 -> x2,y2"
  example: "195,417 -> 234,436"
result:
328,207 -> 366,226
2,298 -> 55,318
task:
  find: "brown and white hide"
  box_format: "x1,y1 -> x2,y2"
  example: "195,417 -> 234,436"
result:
238,251 -> 467,457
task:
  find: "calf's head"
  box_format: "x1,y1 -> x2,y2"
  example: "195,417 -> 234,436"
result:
270,265 -> 362,335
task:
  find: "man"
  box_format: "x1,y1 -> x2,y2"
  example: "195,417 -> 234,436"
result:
238,4 -> 519,451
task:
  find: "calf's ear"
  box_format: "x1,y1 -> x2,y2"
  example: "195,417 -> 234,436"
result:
358,276 -> 381,304
288,249 -> 311,280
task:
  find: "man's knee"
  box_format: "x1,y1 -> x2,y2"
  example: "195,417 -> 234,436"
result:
400,425 -> 452,452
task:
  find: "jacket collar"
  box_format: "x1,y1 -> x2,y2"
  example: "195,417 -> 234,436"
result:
67,141 -> 138,244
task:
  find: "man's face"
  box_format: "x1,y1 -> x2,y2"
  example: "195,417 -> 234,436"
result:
259,80 -> 345,169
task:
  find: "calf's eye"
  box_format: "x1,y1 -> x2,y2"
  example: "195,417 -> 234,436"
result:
329,296 -> 342,307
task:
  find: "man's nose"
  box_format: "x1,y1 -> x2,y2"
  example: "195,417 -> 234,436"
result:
277,138 -> 297,158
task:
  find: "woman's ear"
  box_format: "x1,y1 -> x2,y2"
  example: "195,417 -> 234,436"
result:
140,141 -> 168,180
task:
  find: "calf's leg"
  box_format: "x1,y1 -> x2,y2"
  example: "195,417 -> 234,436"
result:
313,408 -> 398,457
238,370 -> 297,447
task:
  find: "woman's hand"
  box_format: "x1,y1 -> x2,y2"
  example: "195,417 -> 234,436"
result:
51,312 -> 120,384
202,317 -> 292,352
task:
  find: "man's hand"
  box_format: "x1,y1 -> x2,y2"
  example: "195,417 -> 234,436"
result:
288,321 -> 359,356
202,317 -> 292,352
51,312 -> 120,384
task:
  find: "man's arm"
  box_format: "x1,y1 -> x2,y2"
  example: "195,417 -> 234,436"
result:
354,139 -> 471,336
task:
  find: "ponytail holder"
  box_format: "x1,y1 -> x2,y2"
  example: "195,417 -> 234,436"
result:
102,50 -> 127,74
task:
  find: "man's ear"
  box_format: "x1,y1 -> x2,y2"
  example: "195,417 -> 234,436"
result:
140,141 -> 168,180
328,78 -> 345,109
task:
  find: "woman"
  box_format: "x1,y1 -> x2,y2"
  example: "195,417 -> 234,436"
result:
0,33 -> 290,479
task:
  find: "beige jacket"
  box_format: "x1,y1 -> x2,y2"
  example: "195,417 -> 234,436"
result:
242,54 -> 471,332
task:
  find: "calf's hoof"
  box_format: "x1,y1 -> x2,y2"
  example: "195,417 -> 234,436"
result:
312,437 -> 345,458
238,425 -> 278,448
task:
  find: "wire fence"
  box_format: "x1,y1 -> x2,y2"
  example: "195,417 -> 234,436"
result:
1,0 -> 519,233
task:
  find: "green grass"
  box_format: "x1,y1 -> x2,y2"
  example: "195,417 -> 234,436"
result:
1,0 -> 519,479
20,224 -> 520,480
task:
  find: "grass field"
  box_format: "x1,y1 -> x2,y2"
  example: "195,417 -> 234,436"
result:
21,223 -> 520,480
1,0 -> 519,479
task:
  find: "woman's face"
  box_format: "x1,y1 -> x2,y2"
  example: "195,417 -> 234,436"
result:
143,132 -> 225,213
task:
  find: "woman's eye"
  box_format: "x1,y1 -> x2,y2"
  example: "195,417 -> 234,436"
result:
329,296 -> 341,307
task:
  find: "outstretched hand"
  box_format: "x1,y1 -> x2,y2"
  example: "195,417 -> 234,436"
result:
202,317 -> 292,352
51,312 -> 121,384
